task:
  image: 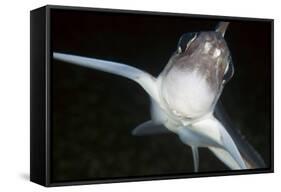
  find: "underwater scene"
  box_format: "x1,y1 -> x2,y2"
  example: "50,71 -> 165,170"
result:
51,8 -> 272,182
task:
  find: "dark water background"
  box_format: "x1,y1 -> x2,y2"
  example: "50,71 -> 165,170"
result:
51,8 -> 272,183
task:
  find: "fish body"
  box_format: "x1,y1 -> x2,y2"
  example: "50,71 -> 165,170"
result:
53,22 -> 264,171
157,26 -> 232,129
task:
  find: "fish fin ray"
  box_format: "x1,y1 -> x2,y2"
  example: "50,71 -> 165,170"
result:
214,101 -> 266,168
178,124 -> 221,148
132,120 -> 171,136
53,52 -> 159,101
178,116 -> 247,169
218,122 -> 247,169
208,147 -> 240,169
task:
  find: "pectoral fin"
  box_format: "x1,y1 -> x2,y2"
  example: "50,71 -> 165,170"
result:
199,116 -> 246,169
132,120 -> 171,136
178,125 -> 222,148
208,147 -> 240,169
178,116 -> 247,170
53,52 -> 159,102
178,124 -> 222,172
217,122 -> 247,169
214,101 -> 266,168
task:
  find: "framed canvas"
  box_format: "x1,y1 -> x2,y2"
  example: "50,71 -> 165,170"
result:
30,5 -> 274,187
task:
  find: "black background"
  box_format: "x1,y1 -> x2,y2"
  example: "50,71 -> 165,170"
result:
51,9 -> 271,182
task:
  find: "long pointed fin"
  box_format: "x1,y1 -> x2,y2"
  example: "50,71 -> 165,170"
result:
53,52 -> 159,102
141,99 -> 265,169
217,121 -> 247,169
178,126 -> 222,148
191,146 -> 199,172
214,101 -> 266,168
132,120 -> 171,136
195,116 -> 247,169
209,147 -> 240,169
179,116 -> 246,169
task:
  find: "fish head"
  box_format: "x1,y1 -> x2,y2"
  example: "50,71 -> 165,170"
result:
159,22 -> 234,120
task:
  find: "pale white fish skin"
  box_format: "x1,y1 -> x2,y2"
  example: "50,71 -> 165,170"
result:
161,68 -> 216,119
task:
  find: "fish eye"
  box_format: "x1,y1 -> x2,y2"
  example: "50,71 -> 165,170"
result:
223,57 -> 234,82
177,32 -> 197,54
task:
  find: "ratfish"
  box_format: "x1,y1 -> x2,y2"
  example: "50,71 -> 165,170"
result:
53,22 -> 265,172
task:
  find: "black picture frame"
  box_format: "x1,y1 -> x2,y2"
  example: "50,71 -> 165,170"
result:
30,5 -> 274,187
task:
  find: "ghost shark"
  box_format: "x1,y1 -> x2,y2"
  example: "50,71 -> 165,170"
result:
53,22 -> 265,171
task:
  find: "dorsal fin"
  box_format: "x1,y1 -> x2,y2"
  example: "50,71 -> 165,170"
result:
216,22 -> 230,37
